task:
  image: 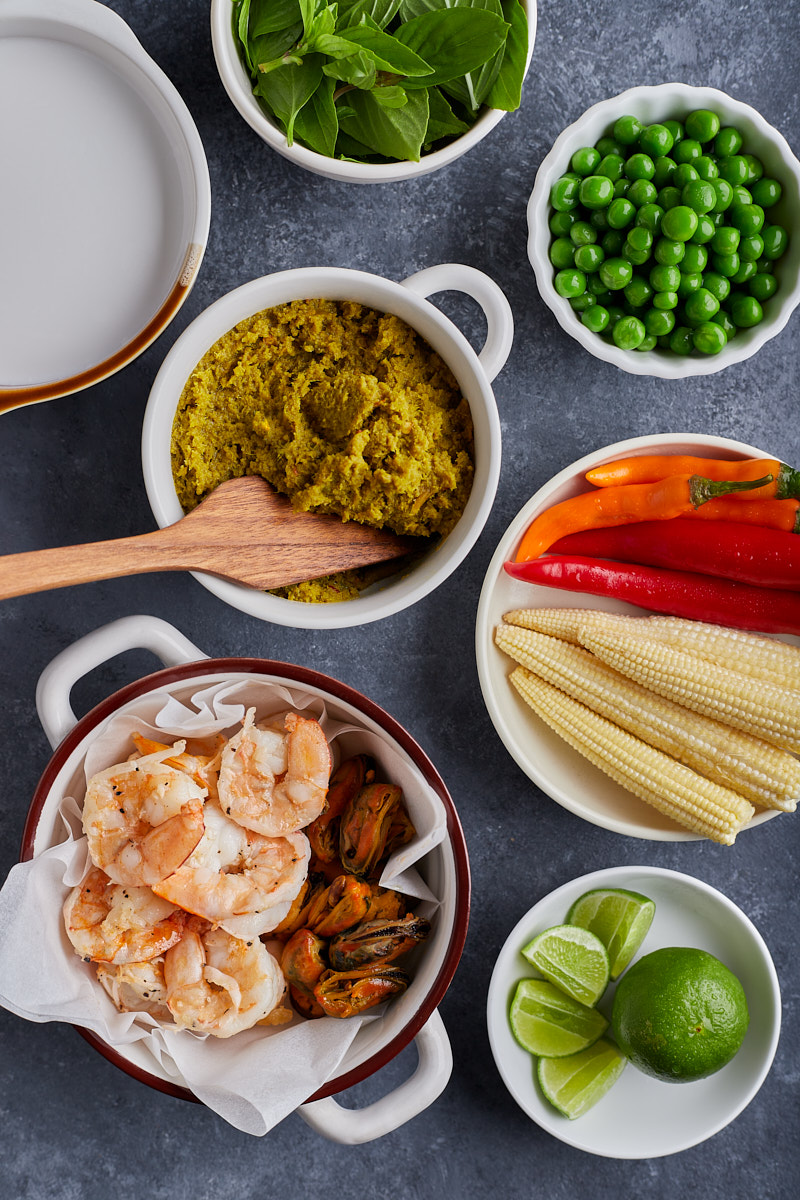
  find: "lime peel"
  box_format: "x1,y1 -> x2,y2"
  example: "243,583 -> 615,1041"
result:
521,924 -> 610,1005
537,1038 -> 627,1119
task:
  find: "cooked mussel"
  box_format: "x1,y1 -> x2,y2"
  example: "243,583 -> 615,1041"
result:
314,965 -> 410,1018
339,782 -> 403,877
281,927 -> 327,1018
307,754 -> 374,863
328,914 -> 431,971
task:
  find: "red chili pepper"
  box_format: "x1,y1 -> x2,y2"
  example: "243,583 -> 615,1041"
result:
503,555 -> 800,636
550,520 -> 800,590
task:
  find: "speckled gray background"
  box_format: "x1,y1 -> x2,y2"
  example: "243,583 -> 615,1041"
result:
2,1 -> 799,1196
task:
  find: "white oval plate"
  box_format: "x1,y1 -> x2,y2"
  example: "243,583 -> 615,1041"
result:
475,431 -> 791,840
0,0 -> 210,413
487,866 -> 781,1158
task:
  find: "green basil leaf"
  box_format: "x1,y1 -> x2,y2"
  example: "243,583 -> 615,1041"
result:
338,87 -> 429,159
256,54 -> 324,143
293,73 -> 339,155
371,84 -> 408,108
298,0 -> 316,36
322,48 -> 378,89
397,0 -> 442,18
396,10 -> 508,87
337,0 -> 402,29
486,0 -> 528,111
249,26 -> 304,78
424,86 -> 470,145
306,4 -> 338,43
248,0 -> 301,37
334,129 -> 383,160
334,23 -> 433,75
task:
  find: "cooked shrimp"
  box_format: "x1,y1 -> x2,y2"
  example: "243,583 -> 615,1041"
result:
217,709 -> 331,837
131,732 -> 223,800
82,743 -> 206,887
163,922 -> 285,1037
95,958 -> 172,1020
63,866 -> 186,964
153,801 -> 311,940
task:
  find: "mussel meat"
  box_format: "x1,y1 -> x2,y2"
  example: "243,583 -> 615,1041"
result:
314,965 -> 410,1019
339,782 -> 403,878
281,927 -> 327,1018
328,915 -> 431,971
307,754 -> 374,863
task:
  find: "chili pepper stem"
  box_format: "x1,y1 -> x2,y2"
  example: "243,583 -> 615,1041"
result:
688,474 -> 774,506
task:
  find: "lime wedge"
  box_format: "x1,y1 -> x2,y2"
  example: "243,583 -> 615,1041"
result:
537,1038 -> 627,1119
521,924 -> 610,1005
509,978 -> 608,1057
566,888 -> 656,979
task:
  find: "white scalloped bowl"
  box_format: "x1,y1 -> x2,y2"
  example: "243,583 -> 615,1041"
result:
210,0 -> 537,184
527,83 -> 800,377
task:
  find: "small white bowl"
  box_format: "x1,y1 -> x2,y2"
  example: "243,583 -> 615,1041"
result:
475,431 -> 793,840
142,264 -> 512,628
487,865 -> 782,1158
527,83 -> 800,377
210,0 -> 537,184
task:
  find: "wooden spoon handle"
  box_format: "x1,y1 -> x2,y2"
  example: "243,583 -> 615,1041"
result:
0,529 -> 182,600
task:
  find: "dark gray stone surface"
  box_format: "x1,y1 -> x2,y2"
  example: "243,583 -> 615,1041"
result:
2,1 -> 799,1195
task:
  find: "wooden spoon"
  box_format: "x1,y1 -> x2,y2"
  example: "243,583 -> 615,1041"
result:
0,476 -> 418,600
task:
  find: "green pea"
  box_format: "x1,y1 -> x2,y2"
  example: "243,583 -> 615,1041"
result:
695,155 -> 719,181
645,307 -> 676,337
673,163 -> 699,188
757,258 -> 774,274
612,314 -> 646,349
710,178 -> 734,212
690,214 -> 717,244
749,273 -> 778,302
604,304 -> 626,331
624,277 -> 654,308
669,325 -> 694,355
601,231 -> 625,255
589,209 -> 610,231
692,321 -> 727,354
582,305 -> 610,333
674,138 -> 702,163
574,244 -> 605,272
555,268 -> 587,298
635,334 -> 658,352
571,146 -> 602,176
712,310 -> 737,340
731,260 -> 758,284
654,238 -> 685,266
742,154 -> 764,183
663,119 -> 684,145
550,238 -> 576,269
730,294 -> 764,327
751,178 -> 782,208
607,197 -> 636,229
635,203 -> 664,233
703,272 -> 731,303
711,251 -> 741,277
714,127 -> 743,157
570,220 -> 597,246
762,224 -> 788,259
681,180 -> 716,213
640,124 -> 674,158
653,290 -> 679,310
677,271 -> 703,297
579,175 -> 615,209
622,239 -> 651,266
613,178 -> 631,197
613,115 -> 644,145
570,293 -> 596,312
657,185 -> 683,211
599,257 -> 634,290
661,205 -> 699,241
718,155 -> 750,185
652,155 -> 677,187
684,287 -> 720,323
549,210 -> 576,236
685,109 -> 721,143
729,203 -> 765,236
738,233 -> 764,262
551,175 -> 580,211
587,273 -> 610,296
731,185 -> 753,206
650,263 -> 681,292
680,243 -> 708,273
626,179 -> 658,207
596,155 -> 626,183
625,152 -> 656,181
711,225 -> 740,255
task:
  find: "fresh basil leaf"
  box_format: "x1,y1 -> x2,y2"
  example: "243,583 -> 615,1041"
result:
306,4 -> 338,43
293,73 -> 339,155
249,25 -> 304,77
424,86 -> 470,145
298,0 -> 317,36
322,48 -> 378,89
486,0 -> 528,111
397,0 -> 442,18
337,0 -> 402,29
335,23 -> 433,75
256,54 -> 324,143
334,129 -> 384,160
338,87 -> 429,159
248,0 -> 301,37
371,84 -> 408,108
396,10 -> 508,87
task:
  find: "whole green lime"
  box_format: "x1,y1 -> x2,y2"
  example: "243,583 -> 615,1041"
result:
611,947 -> 749,1083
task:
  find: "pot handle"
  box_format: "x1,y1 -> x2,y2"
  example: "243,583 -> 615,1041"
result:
400,263 -> 514,383
36,615 -> 207,749
297,1008 -> 452,1144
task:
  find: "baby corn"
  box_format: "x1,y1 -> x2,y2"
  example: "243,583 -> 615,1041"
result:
509,667 -> 755,845
581,627 -> 800,751
495,623 -> 800,811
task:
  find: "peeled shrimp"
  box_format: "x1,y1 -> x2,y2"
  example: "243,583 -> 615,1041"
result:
153,801 -> 311,940
96,958 -> 172,1020
131,732 -> 223,801
63,866 -> 186,964
163,922 -> 285,1037
217,709 -> 331,837
82,743 -> 206,887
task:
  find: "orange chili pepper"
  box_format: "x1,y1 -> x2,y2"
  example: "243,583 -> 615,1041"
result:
686,495 -> 800,532
514,473 -> 773,563
585,454 -> 800,498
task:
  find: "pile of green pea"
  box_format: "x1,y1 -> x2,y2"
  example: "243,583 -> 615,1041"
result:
548,108 -> 789,355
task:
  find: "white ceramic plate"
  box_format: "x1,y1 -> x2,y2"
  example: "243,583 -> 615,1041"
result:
475,431 -> 791,840
0,0 -> 210,413
487,866 -> 781,1158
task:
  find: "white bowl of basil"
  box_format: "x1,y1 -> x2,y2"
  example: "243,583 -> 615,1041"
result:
211,0 -> 535,182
